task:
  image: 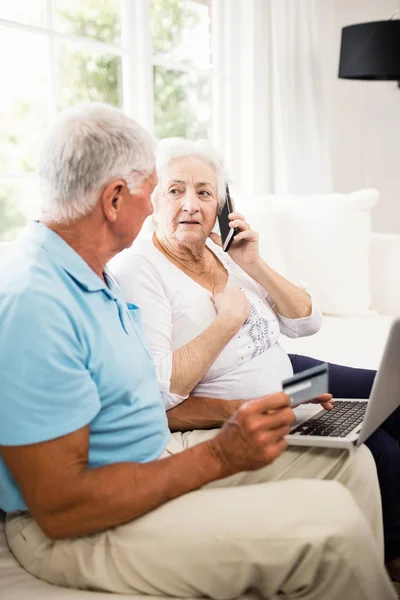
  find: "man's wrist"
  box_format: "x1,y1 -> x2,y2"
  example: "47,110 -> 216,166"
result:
201,437 -> 234,480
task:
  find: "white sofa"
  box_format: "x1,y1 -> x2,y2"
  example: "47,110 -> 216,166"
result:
0,227 -> 399,599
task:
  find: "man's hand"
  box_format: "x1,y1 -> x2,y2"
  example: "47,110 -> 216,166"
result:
208,393 -> 295,474
307,394 -> 334,411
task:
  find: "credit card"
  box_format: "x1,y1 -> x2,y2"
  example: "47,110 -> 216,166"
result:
282,363 -> 329,408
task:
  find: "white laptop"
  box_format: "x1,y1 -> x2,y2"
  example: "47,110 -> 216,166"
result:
287,318 -> 400,449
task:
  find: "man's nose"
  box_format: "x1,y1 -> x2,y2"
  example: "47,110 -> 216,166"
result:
182,189 -> 199,213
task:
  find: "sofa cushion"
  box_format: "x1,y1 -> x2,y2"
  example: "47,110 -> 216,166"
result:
245,189 -> 378,317
274,189 -> 379,317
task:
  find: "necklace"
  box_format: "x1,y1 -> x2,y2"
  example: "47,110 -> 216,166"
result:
153,235 -> 227,295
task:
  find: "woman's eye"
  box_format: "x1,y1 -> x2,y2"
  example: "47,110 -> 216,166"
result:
199,190 -> 211,197
169,188 -> 180,195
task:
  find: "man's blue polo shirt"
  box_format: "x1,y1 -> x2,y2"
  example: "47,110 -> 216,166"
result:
0,222 -> 170,512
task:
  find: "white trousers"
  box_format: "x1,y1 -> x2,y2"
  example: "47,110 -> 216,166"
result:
6,431 -> 396,600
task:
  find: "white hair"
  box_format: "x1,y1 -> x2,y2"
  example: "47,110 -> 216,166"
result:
39,102 -> 156,223
153,138 -> 229,212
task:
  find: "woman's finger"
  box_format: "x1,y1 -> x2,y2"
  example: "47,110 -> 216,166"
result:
229,211 -> 246,222
233,230 -> 257,243
230,219 -> 251,231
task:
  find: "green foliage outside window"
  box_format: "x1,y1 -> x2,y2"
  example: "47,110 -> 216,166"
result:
58,0 -> 210,138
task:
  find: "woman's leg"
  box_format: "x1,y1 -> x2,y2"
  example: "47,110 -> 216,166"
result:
367,428 -> 400,562
289,354 -> 376,398
289,354 -> 400,561
381,405 -> 400,445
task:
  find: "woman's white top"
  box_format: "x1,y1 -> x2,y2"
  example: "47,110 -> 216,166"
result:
110,236 -> 322,409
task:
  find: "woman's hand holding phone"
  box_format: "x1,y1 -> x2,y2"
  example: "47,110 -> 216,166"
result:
221,211 -> 260,269
210,185 -> 261,269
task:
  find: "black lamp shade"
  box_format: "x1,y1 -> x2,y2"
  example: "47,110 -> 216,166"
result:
338,20 -> 400,80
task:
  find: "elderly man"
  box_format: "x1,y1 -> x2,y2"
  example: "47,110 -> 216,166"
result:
0,103 -> 396,600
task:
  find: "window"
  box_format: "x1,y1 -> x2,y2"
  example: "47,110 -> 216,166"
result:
151,0 -> 212,140
0,0 -> 213,241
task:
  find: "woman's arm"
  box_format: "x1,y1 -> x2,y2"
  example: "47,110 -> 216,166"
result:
244,259 -> 312,319
243,260 -> 323,338
167,395 -> 244,431
211,212 -> 311,318
171,297 -> 247,397
210,213 -> 322,337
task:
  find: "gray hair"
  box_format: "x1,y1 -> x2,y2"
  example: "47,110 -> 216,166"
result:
39,102 -> 156,223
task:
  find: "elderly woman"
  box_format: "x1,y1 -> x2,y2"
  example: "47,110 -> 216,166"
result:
111,138 -> 400,570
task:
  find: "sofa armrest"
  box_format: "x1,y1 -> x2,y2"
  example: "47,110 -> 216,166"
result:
370,233 -> 400,315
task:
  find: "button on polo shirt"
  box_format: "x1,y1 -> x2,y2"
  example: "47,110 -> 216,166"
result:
0,222 -> 170,512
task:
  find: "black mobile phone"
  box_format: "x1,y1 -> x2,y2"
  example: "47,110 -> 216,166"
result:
218,185 -> 239,252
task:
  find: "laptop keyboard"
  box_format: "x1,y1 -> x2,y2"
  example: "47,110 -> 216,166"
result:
289,401 -> 368,438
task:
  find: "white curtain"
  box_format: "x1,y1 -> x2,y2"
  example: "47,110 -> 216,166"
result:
212,0 -> 333,196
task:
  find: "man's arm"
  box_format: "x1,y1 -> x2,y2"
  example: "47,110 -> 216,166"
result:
1,394 -> 294,542
167,395 -> 244,431
0,426 -> 226,541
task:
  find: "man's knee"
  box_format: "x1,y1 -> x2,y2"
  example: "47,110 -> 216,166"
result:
280,478 -> 372,545
337,444 -> 379,495
264,480 -> 389,599
345,444 -> 377,475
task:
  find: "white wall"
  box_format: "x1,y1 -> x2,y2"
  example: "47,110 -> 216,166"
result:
319,0 -> 400,233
